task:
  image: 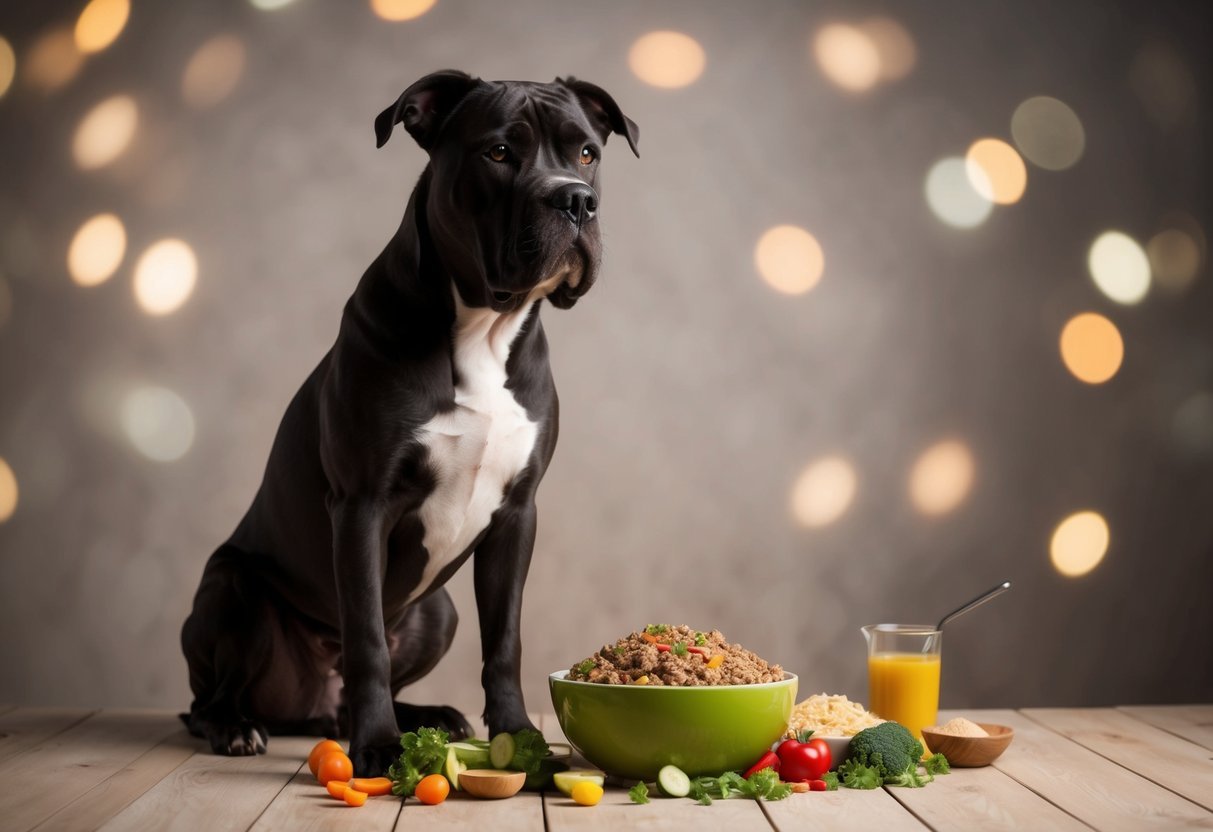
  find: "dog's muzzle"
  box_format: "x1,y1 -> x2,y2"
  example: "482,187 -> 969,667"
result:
548,182 -> 597,229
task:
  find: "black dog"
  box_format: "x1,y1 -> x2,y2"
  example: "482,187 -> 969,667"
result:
181,70 -> 637,775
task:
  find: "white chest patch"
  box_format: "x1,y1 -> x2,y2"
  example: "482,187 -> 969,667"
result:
408,291 -> 539,603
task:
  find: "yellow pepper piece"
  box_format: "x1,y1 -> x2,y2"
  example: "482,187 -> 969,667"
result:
571,781 -> 604,806
634,675 -> 649,686
707,654 -> 724,670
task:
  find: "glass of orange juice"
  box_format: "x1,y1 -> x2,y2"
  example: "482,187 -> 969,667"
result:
862,624 -> 942,742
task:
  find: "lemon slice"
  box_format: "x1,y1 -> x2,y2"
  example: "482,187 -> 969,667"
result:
553,769 -> 605,796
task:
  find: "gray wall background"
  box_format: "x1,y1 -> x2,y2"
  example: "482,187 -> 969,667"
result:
0,0 -> 1210,721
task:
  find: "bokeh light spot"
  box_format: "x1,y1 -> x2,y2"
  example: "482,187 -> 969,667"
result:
370,0 -> 438,22
121,387 -> 196,462
133,239 -> 197,315
24,28 -> 84,93
1059,313 -> 1123,385
1010,96 -> 1085,171
755,225 -> 825,295
965,138 -> 1027,204
1129,42 -> 1196,130
628,31 -> 706,89
1088,231 -> 1151,305
0,457 -> 17,523
791,456 -> 857,528
813,23 -> 881,92
858,17 -> 916,81
68,213 -> 126,287
182,35 -> 246,109
925,157 -> 993,229
1147,228 -> 1201,293
909,440 -> 975,516
72,94 -> 138,169
1050,511 -> 1109,578
0,36 -> 15,99
1172,392 -> 1213,458
75,0 -> 130,54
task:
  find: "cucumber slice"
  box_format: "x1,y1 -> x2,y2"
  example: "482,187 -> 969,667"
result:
489,732 -> 516,769
447,741 -> 491,768
444,746 -> 468,791
656,764 -> 691,798
552,769 -> 606,797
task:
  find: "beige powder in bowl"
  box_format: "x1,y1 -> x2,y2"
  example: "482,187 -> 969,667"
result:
932,717 -> 989,737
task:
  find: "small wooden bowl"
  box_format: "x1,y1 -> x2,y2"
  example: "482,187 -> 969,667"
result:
458,769 -> 526,799
921,723 -> 1014,767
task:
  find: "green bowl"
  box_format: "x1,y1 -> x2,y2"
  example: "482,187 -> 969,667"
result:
549,671 -> 797,780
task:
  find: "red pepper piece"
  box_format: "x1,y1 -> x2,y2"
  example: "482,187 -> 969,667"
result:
742,751 -> 781,779
809,779 -> 828,791
655,643 -> 671,653
686,646 -> 708,656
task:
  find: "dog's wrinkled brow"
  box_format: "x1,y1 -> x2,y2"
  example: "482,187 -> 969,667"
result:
505,121 -> 534,145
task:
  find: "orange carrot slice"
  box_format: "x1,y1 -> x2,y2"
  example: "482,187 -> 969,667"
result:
349,777 -> 393,796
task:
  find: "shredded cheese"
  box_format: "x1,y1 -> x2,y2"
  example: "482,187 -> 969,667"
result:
788,693 -> 884,737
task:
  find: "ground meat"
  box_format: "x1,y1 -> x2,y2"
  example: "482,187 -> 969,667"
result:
568,625 -> 783,686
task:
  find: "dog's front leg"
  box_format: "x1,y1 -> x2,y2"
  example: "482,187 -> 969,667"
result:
474,500 -> 539,736
331,498 -> 399,775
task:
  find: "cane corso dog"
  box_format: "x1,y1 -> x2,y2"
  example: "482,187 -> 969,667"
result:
181,70 -> 638,775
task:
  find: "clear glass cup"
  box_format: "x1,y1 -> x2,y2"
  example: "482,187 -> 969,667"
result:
862,624 -> 942,741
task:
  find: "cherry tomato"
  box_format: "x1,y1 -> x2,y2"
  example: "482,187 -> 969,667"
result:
776,735 -> 831,782
316,750 -> 354,785
308,739 -> 344,779
415,773 -> 450,805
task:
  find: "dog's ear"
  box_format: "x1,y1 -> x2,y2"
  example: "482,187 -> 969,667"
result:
375,70 -> 480,150
557,77 -> 639,158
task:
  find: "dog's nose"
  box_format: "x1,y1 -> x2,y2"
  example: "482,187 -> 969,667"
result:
548,182 -> 598,226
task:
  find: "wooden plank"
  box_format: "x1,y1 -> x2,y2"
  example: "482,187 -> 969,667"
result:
538,713 -> 773,831
0,710 -> 182,832
30,730 -> 199,832
252,766 -> 403,832
962,709 -> 1213,830
545,780 -> 775,832
0,704 -> 16,717
399,791 -> 544,831
1025,707 -> 1213,812
1119,704 -> 1213,752
0,707 -> 96,765
761,788 -> 928,831
883,758 -> 1089,831
98,735 -> 314,832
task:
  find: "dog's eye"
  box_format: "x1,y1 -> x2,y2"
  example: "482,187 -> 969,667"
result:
487,144 -> 509,163
579,146 -> 597,166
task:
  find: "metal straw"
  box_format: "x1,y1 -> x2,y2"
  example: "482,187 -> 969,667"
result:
936,580 -> 1012,631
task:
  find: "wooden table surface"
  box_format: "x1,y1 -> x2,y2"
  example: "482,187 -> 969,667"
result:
0,704 -> 1210,831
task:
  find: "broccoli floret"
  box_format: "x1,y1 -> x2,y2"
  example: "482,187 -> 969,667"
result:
844,722 -> 928,788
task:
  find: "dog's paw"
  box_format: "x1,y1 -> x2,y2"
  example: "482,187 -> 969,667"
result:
393,702 -> 474,740
205,719 -> 268,756
350,738 -> 402,778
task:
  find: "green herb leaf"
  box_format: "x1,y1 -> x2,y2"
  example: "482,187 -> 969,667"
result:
508,729 -> 551,776
387,727 -> 450,796
613,646 -> 625,656
838,759 -> 883,790
644,624 -> 669,635
694,632 -> 707,646
576,659 -> 595,675
924,753 -> 950,775
628,781 -> 650,804
745,767 -> 791,801
673,641 -> 688,656
689,779 -> 713,805
821,771 -> 840,791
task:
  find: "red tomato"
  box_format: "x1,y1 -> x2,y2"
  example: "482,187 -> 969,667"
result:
776,735 -> 831,782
